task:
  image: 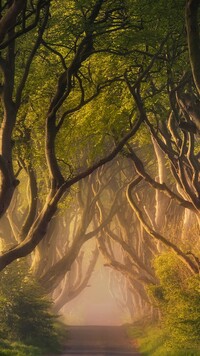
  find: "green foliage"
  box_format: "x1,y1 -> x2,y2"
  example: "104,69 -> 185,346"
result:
148,253 -> 200,352
127,253 -> 200,355
128,323 -> 200,356
0,340 -> 41,356
0,260 -> 60,354
10,0 -> 190,185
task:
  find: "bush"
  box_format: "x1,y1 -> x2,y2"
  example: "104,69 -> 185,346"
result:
0,340 -> 41,356
149,253 -> 200,352
127,254 -> 200,355
0,260 -> 60,354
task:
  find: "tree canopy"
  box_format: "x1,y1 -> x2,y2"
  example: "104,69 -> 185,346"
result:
0,4 -> 200,348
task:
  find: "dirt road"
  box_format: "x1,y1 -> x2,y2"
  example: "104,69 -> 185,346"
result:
59,325 -> 140,355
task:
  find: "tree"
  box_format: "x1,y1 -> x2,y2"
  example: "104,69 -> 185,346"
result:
0,0 -> 143,271
0,2 -> 200,332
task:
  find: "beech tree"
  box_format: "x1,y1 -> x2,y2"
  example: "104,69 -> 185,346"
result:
118,0 -> 200,276
0,0 -> 143,270
91,0 -> 200,321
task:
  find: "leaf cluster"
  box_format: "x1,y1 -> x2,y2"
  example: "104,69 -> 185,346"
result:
149,253 -> 200,351
0,260 -> 60,353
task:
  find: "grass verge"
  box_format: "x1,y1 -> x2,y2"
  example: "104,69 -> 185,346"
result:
0,321 -> 67,356
127,321 -> 200,356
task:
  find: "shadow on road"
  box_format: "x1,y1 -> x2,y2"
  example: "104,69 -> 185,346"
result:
56,325 -> 141,356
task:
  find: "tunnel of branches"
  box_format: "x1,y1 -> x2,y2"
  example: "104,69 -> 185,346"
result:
0,0 -> 200,326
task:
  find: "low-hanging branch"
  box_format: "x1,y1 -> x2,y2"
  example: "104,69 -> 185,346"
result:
103,224 -> 156,283
38,175 -> 122,292
53,248 -> 99,312
97,234 -> 154,297
126,177 -> 199,274
126,145 -> 194,210
93,179 -> 156,283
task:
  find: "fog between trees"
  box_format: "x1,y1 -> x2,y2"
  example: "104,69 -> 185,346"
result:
0,0 -> 200,335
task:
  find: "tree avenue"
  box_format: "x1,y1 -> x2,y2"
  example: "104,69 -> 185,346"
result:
0,0 -> 142,269
0,0 -> 200,353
